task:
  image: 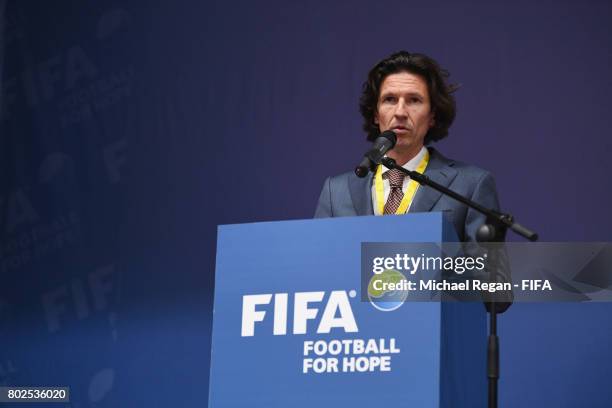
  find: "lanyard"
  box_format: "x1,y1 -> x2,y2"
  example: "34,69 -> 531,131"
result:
374,150 -> 430,215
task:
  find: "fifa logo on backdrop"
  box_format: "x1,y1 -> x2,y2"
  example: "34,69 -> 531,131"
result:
241,290 -> 358,337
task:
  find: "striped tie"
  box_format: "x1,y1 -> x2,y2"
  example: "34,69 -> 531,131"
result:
383,168 -> 406,215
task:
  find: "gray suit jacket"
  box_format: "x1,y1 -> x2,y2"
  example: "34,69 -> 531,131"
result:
314,147 -> 500,243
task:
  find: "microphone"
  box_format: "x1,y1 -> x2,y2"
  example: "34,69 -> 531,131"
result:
354,130 -> 397,178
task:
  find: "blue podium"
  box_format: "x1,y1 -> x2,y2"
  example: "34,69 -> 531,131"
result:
209,213 -> 486,407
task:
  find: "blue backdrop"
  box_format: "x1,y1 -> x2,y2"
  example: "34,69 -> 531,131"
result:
1,0 -> 611,407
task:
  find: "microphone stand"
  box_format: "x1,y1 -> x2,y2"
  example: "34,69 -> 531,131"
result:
379,156 -> 538,408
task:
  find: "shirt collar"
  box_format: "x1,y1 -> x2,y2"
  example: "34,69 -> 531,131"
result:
381,146 -> 428,174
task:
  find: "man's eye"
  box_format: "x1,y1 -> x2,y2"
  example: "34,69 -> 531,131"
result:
383,96 -> 396,103
409,97 -> 421,104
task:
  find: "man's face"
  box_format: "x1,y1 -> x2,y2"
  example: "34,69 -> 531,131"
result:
375,71 -> 434,156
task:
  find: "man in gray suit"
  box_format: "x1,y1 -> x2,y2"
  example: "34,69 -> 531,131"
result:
314,51 -> 500,244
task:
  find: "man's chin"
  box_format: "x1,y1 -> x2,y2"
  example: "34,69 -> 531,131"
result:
393,141 -> 417,153
388,141 -> 424,160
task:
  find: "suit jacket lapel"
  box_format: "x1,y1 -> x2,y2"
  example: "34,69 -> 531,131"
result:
349,172 -> 374,215
410,148 -> 458,213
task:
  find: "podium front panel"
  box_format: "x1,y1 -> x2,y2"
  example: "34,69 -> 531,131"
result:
210,213 -> 485,407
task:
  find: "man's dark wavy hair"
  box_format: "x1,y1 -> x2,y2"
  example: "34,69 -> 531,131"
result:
359,51 -> 458,144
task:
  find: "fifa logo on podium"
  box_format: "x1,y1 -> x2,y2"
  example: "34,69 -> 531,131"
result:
241,290 -> 358,337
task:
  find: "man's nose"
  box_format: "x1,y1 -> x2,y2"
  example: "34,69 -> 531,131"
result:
394,99 -> 409,118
